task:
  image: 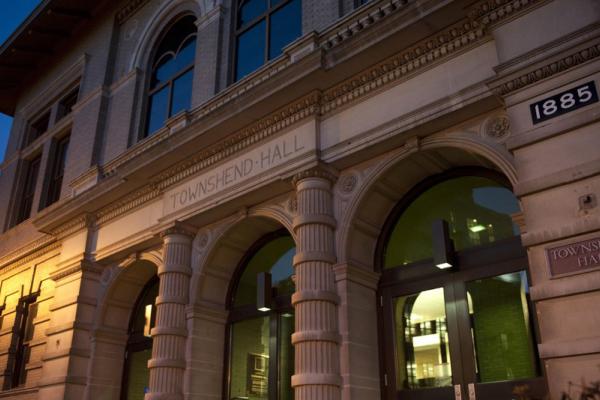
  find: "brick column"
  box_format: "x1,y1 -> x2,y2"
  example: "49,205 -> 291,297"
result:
146,224 -> 194,400
291,168 -> 341,400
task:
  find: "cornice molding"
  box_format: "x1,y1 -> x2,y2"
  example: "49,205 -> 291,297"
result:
50,259 -> 102,282
321,18 -> 486,115
154,91 -> 321,190
19,0 -> 559,261
493,42 -> 600,96
0,240 -> 60,273
97,186 -> 160,225
116,0 -> 151,25
320,0 -> 412,50
468,0 -> 550,28
48,214 -> 93,239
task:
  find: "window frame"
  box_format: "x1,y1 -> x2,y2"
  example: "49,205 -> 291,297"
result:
142,16 -> 198,139
5,291 -> 39,390
375,168 -> 546,400
232,0 -> 301,82
14,155 -> 42,226
224,229 -> 295,400
23,111 -> 51,149
120,276 -> 159,400
375,167 -> 516,275
40,133 -> 70,210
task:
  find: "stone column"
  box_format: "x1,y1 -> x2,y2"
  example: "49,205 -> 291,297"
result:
291,168 -> 341,400
146,224 -> 194,400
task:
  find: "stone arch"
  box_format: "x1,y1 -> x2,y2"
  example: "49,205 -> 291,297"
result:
129,0 -> 203,71
185,208 -> 295,399
193,211 -> 295,309
84,251 -> 161,400
337,132 -> 518,271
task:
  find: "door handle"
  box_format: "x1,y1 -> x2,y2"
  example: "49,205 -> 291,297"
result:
454,384 -> 462,400
468,383 -> 476,400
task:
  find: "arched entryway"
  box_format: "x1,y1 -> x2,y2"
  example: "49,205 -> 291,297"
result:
226,229 -> 296,400
335,139 -> 548,400
84,256 -> 160,400
376,168 -> 545,400
187,214 -> 296,399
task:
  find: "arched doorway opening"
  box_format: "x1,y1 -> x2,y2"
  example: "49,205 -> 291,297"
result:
377,168 -> 546,400
225,229 -> 296,400
120,276 -> 159,400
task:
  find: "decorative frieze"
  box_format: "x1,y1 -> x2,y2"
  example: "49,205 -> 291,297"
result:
320,0 -> 411,50
155,92 -> 321,190
468,0 -> 550,28
493,42 -> 600,96
320,19 -> 486,115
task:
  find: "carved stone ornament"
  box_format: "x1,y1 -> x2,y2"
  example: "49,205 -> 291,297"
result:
196,231 -> 210,250
287,196 -> 298,213
292,167 -> 338,186
339,174 -> 358,194
483,115 -> 511,141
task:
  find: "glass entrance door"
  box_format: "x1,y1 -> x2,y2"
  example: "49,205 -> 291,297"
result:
377,171 -> 547,400
380,242 -> 545,400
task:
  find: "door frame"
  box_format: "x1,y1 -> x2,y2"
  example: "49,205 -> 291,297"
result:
374,168 -> 547,400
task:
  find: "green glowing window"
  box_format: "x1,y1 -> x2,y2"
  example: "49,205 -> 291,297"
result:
384,176 -> 520,268
228,232 -> 295,400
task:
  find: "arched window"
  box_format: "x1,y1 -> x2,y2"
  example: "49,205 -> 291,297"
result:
145,15 -> 197,137
121,277 -> 159,400
227,231 -> 296,400
378,170 -> 544,399
234,0 -> 302,81
383,173 -> 520,268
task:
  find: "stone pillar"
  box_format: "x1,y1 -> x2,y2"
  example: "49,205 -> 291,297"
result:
291,168 -> 341,400
146,224 -> 194,400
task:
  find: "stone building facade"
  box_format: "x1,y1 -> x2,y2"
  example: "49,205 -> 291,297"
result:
0,0 -> 598,399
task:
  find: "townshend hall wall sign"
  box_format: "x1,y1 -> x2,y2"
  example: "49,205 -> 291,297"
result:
546,237 -> 600,277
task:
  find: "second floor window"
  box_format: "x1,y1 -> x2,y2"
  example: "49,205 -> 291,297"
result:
6,293 -> 38,389
42,134 -> 70,209
145,15 -> 197,137
24,112 -> 50,148
234,0 -> 302,81
15,155 -> 41,225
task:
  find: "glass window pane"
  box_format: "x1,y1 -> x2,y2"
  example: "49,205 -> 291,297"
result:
268,0 -> 301,59
170,69 -> 193,116
173,37 -> 196,73
152,55 -> 176,88
125,349 -> 152,400
394,288 -> 451,389
236,20 -> 266,81
230,317 -> 270,400
467,271 -> 537,383
234,236 -> 295,307
279,312 -> 294,400
238,0 -> 268,27
146,87 -> 169,136
384,176 -> 520,268
154,16 -> 197,58
130,280 -> 159,336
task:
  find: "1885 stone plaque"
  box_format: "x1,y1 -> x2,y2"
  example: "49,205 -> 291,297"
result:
546,237 -> 600,277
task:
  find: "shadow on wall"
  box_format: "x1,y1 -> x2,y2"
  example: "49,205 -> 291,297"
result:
512,366 -> 600,400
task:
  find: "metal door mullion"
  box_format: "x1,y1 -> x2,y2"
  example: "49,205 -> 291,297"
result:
443,281 -> 466,397
269,312 -> 278,400
451,280 -> 478,385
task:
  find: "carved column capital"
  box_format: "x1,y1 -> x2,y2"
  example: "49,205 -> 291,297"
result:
292,164 -> 338,186
159,221 -> 197,239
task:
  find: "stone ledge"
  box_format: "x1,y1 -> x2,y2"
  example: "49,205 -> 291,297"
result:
539,336 -> 600,359
530,271 -> 600,301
